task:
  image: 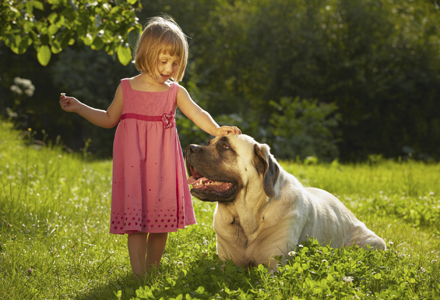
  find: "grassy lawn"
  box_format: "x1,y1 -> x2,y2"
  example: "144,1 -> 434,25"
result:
1,120 -> 439,299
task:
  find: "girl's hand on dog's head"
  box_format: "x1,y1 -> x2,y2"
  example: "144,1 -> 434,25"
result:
214,126 -> 242,136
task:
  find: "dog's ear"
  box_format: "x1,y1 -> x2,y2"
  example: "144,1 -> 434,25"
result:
253,143 -> 280,198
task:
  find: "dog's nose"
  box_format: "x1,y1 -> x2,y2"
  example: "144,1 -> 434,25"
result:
189,144 -> 200,153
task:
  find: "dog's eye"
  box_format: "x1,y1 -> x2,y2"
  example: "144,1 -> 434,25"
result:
222,144 -> 229,149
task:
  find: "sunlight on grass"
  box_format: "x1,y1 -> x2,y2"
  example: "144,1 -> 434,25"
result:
1,120 -> 439,299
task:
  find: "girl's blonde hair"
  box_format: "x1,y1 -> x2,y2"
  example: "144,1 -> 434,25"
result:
135,16 -> 188,82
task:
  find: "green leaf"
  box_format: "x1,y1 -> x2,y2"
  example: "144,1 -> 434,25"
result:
18,35 -> 32,54
47,12 -> 58,24
26,1 -> 34,14
24,20 -> 35,32
127,28 -> 139,49
105,44 -> 113,53
48,24 -> 59,35
195,286 -> 205,294
100,29 -> 112,42
2,24 -> 12,35
55,15 -> 65,27
10,43 -> 20,54
114,290 -> 122,299
37,45 -> 51,66
83,33 -> 93,46
117,43 -> 132,65
127,0 -> 137,4
58,30 -> 71,48
122,10 -> 134,18
60,7 -> 76,23
32,1 -> 44,10
110,6 -> 122,15
51,40 -> 62,54
35,20 -> 48,35
91,36 -> 104,50
11,35 -> 22,54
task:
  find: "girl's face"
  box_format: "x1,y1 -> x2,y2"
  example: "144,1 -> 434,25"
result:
156,52 -> 180,83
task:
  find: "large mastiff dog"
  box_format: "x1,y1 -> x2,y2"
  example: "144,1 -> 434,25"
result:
185,135 -> 386,269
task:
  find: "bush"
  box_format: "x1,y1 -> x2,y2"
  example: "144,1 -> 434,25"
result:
268,97 -> 340,161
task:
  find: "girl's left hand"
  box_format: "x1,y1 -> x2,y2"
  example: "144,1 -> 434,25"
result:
214,126 -> 242,136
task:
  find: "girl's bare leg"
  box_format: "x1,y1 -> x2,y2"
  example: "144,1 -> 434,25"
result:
146,232 -> 168,270
127,232 -> 148,278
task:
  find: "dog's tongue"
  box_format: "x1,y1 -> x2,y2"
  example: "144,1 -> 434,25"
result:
187,176 -> 233,193
187,176 -> 208,186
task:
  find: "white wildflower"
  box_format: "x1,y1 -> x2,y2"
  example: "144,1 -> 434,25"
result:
10,85 -> 22,95
24,86 -> 35,97
13,77 -> 35,97
342,276 -> 354,285
6,107 -> 18,118
288,251 -> 296,257
177,261 -> 183,267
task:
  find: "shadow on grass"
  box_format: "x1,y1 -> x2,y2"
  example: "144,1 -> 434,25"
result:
74,273 -> 141,300
74,256 -> 258,300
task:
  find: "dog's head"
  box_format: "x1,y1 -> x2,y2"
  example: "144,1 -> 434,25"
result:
185,134 -> 280,203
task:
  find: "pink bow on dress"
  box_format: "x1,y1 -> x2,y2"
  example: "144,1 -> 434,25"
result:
162,113 -> 175,129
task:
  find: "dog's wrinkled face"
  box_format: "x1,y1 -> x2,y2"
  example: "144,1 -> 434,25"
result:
185,134 -> 279,202
185,135 -> 245,202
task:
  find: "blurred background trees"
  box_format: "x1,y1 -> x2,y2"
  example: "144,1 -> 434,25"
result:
1,0 -> 439,162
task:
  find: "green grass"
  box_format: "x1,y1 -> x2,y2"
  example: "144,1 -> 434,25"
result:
1,119 -> 439,299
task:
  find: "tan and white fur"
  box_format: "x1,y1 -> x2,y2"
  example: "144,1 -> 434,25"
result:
185,134 -> 386,269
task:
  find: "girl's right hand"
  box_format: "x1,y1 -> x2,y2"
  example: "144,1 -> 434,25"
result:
59,94 -> 82,113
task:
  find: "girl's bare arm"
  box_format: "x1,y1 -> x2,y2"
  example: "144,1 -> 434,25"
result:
176,85 -> 241,136
59,84 -> 123,129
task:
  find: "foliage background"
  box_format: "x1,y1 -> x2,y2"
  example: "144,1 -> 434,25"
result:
1,0 -> 440,162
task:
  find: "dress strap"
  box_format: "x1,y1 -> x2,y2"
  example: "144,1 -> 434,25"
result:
167,81 -> 179,109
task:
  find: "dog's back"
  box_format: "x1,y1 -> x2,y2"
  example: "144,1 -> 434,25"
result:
302,187 -> 386,250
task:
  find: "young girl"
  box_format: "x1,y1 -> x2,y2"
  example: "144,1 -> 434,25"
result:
59,15 -> 241,278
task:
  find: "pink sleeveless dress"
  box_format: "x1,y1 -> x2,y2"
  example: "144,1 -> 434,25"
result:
110,78 -> 196,234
